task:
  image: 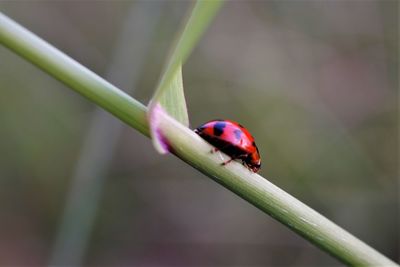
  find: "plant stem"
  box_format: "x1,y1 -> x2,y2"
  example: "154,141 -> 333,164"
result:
0,12 -> 397,267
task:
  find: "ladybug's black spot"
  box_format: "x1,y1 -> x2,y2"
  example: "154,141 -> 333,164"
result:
213,121 -> 226,136
238,124 -> 245,129
252,141 -> 256,146
234,129 -> 242,140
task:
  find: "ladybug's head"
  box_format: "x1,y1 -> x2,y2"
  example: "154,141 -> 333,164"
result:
246,155 -> 261,173
248,161 -> 261,173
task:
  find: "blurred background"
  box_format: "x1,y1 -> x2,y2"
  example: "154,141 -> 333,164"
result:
0,1 -> 398,266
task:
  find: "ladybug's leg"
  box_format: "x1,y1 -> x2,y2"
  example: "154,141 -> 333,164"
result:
242,161 -> 252,171
220,152 -> 247,167
212,146 -> 230,162
221,154 -> 243,166
221,158 -> 234,166
210,147 -> 219,153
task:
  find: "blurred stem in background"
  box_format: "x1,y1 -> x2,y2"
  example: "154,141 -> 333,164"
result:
48,2 -> 163,266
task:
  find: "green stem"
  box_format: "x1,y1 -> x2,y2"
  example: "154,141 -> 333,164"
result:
0,13 -> 397,267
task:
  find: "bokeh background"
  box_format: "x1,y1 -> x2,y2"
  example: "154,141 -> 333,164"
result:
0,1 -> 398,266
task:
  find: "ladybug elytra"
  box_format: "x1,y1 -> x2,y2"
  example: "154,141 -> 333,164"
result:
194,119 -> 261,173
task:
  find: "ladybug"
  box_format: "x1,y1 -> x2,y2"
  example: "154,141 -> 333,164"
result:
194,119 -> 261,173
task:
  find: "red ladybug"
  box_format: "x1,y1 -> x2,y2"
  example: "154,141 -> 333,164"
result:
194,119 -> 261,173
